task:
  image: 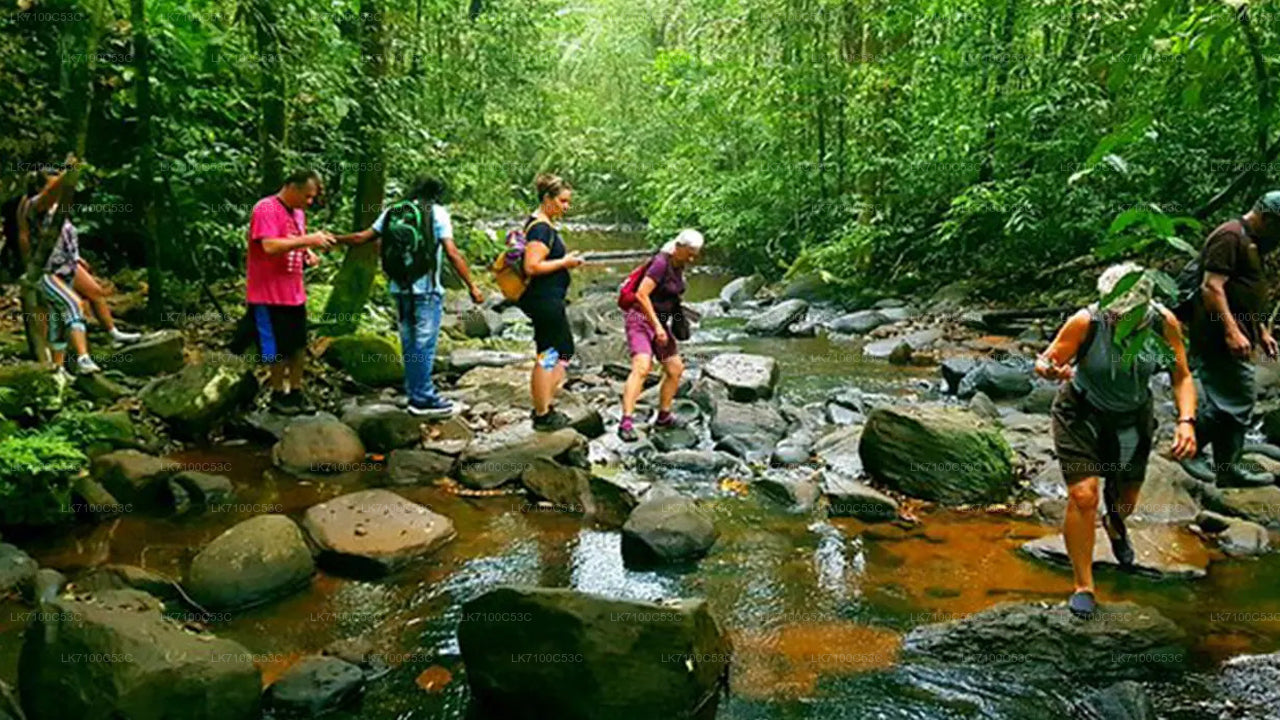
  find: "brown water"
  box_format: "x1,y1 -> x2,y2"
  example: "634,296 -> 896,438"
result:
3,229 -> 1280,718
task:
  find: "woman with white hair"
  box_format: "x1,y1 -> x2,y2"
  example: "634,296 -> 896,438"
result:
1035,262 -> 1197,618
617,229 -> 704,442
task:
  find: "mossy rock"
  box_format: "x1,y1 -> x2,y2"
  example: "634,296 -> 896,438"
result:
859,405 -> 1016,505
0,362 -> 66,420
141,359 -> 256,438
326,334 -> 404,387
50,410 -> 139,451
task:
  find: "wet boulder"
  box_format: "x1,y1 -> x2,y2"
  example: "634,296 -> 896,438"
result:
325,333 -> 403,387
18,589 -> 260,720
340,401 -> 424,452
266,656 -> 364,717
709,399 -> 788,459
459,586 -> 730,720
1082,681 -> 1155,720
387,449 -> 455,484
823,475 -> 898,521
1216,651 -> 1280,718
902,601 -> 1187,680
90,449 -> 175,507
827,310 -> 889,335
302,489 -> 454,577
702,353 -> 779,402
648,449 -> 741,476
24,568 -> 65,605
1196,511 -> 1270,557
1218,486 -> 1280,528
457,425 -> 584,489
859,406 -> 1015,505
649,424 -> 700,452
169,471 -> 234,509
112,330 -> 185,377
957,359 -> 1034,400
1020,525 -> 1210,579
622,495 -> 718,568
520,458 -> 590,512
0,544 -> 38,599
744,299 -> 809,336
140,359 -> 256,438
863,329 -> 943,359
272,415 -> 367,476
755,471 -> 821,513
813,425 -> 864,481
72,564 -> 186,605
460,308 -> 507,339
939,356 -> 978,395
186,514 -> 315,611
719,274 -> 765,307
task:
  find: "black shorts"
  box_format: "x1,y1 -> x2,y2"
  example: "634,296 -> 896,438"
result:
520,297 -> 574,366
233,303 -> 308,363
1050,382 -> 1154,486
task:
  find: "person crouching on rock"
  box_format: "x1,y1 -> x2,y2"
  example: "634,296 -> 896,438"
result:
1036,262 -> 1197,618
618,229 -> 703,442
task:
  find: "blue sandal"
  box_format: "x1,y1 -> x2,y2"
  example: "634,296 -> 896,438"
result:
1068,590 -> 1096,619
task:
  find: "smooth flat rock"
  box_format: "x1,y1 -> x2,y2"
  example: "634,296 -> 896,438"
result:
1020,524 -> 1210,579
457,425 -> 584,489
266,655 -> 364,716
301,489 -> 455,577
702,353 -> 779,402
863,329 -> 942,359
1219,486 -> 1280,528
186,514 -> 315,611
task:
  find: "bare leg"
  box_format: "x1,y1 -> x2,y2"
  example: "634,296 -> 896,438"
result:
658,355 -> 684,413
69,327 -> 89,358
286,349 -> 306,393
1113,482 -> 1142,521
622,354 -> 653,416
73,265 -> 115,331
1065,477 -> 1101,593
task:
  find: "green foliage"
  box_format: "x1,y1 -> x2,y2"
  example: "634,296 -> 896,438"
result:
0,430 -> 85,526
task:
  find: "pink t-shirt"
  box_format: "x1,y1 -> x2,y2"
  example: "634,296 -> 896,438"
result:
246,196 -> 307,306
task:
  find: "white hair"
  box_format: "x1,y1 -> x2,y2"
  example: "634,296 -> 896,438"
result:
661,228 -> 705,255
1097,261 -> 1153,315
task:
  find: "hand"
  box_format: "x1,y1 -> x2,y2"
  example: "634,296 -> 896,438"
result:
1171,422 -> 1197,460
304,249 -> 320,267
469,286 -> 485,305
1227,328 -> 1253,358
1034,355 -> 1074,381
1262,332 -> 1278,360
563,253 -> 585,269
654,327 -> 669,347
308,232 -> 335,250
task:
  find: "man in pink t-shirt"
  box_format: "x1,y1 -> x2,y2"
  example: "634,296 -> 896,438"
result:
236,169 -> 333,414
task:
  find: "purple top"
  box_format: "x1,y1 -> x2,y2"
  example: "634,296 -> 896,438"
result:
643,252 -> 685,317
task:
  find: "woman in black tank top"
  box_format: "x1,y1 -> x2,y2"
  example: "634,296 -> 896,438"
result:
519,174 -> 584,431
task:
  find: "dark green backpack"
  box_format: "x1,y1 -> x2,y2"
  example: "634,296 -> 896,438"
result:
380,200 -> 437,287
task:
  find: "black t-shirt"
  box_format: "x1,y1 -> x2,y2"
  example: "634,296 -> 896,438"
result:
520,216 -> 570,304
1193,218 -> 1269,355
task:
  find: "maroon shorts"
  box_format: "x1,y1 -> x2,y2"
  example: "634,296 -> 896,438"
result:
625,309 -> 677,362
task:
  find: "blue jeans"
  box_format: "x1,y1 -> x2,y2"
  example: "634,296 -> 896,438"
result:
396,291 -> 443,405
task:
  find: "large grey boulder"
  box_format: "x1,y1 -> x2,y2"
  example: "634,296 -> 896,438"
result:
272,415 -> 367,475
186,514 -> 315,611
113,330 -> 185,377
622,495 -> 718,568
457,426 -> 585,489
823,475 -> 898,521
827,310 -> 889,335
863,329 -> 943,359
957,360 -> 1034,400
340,402 -> 424,452
387,448 -> 456,484
18,589 -> 260,720
90,450 -> 175,507
709,398 -> 788,460
140,359 -> 255,438
745,299 -> 809,336
458,586 -> 730,720
0,544 -> 38,599
1020,525 -> 1210,580
859,406 -> 1015,505
903,601 -> 1187,680
719,275 -> 765,307
266,655 -> 364,717
702,353 -> 779,402
301,489 -> 455,577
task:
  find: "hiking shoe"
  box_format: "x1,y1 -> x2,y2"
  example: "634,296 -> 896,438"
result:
653,410 -> 685,429
75,355 -> 102,374
618,417 -> 639,442
1067,590 -> 1096,619
532,409 -> 572,432
408,397 -> 454,419
1102,512 -> 1135,568
110,329 -> 142,346
269,391 -> 300,416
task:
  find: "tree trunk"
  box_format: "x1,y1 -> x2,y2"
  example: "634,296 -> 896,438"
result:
321,0 -> 388,335
132,0 -> 163,324
978,0 -> 1017,184
254,0 -> 287,195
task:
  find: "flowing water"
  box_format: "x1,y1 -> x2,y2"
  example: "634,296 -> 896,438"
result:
2,228 -> 1279,718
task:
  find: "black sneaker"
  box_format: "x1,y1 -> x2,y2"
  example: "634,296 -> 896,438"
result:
532,409 -> 571,432
1102,511 -> 1135,568
292,391 -> 318,415
408,397 -> 454,419
269,391 -> 300,416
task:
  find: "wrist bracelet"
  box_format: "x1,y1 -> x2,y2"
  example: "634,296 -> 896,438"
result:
1177,417 -> 1196,425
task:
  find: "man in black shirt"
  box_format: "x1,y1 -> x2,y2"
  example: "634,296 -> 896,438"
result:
1188,191 -> 1280,486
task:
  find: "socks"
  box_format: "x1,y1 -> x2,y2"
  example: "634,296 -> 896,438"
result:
619,415 -> 634,431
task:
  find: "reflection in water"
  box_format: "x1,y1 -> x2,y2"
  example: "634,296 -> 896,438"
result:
570,530 -> 678,602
